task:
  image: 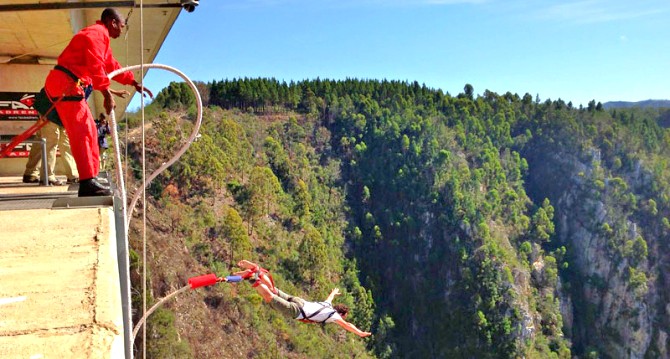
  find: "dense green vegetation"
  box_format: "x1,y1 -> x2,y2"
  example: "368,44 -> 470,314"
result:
126,78 -> 670,358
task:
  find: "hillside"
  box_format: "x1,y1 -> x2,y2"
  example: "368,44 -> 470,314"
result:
603,99 -> 670,109
124,79 -> 670,358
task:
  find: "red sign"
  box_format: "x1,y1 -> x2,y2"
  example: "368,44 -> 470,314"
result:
0,143 -> 30,158
0,93 -> 39,121
1,92 -> 40,158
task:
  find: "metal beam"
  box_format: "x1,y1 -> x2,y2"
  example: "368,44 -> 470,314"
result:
0,1 -> 184,12
0,1 -> 135,11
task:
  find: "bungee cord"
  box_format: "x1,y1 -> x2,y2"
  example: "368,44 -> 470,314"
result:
105,4 -> 203,354
139,2 -> 147,356
106,64 -> 204,233
106,63 -> 203,352
132,285 -> 190,340
131,274 -> 242,341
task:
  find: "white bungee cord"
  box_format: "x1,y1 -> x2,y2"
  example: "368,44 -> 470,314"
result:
106,64 -> 203,347
107,63 -> 203,233
132,285 -> 190,340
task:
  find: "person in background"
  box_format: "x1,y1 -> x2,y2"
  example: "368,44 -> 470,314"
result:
96,113 -> 111,170
22,121 -> 78,186
44,7 -> 152,196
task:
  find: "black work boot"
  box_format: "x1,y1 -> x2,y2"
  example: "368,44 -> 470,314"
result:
78,178 -> 112,197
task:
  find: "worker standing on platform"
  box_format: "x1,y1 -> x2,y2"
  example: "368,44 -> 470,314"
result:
22,121 -> 78,185
44,8 -> 153,196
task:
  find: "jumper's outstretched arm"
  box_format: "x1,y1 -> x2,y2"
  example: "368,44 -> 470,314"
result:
325,287 -> 341,303
334,318 -> 372,337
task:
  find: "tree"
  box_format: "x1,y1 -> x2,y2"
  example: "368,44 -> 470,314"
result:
627,267 -> 648,297
531,199 -> 555,243
626,235 -> 648,266
220,207 -> 251,263
247,166 -> 282,233
263,136 -> 292,188
297,225 -> 327,287
588,100 -> 596,112
194,81 -> 210,106
294,179 -> 311,219
146,307 -> 193,358
464,84 -> 474,100
373,315 -> 397,359
401,134 -> 411,154
362,185 -> 371,204
154,81 -> 195,109
646,199 -> 658,215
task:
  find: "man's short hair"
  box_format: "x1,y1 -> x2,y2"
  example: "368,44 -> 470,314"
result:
334,304 -> 349,317
101,8 -> 121,23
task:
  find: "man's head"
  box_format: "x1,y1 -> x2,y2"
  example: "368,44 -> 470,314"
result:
101,8 -> 125,39
334,304 -> 349,319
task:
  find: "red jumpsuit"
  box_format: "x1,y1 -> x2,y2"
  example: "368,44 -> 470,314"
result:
45,21 -> 135,180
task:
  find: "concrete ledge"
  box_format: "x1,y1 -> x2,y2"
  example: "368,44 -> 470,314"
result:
53,196 -> 114,209
0,207 -> 123,358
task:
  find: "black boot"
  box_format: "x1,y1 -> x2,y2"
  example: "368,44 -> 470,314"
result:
78,178 -> 112,197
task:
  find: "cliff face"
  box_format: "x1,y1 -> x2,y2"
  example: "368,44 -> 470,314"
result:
526,147 -> 669,358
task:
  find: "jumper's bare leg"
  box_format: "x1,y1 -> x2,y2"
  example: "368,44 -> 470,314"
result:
237,259 -> 257,270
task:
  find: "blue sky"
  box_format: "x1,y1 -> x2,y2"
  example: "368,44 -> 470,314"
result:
131,0 -> 669,109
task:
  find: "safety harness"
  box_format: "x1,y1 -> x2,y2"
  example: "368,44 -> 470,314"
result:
293,301 -> 338,324
0,65 -> 87,158
33,65 -> 92,127
240,265 -> 277,294
53,65 -> 90,100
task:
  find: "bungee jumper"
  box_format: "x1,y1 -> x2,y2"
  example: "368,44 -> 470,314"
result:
230,260 -> 372,338
133,260 -> 372,341
39,8 -> 153,197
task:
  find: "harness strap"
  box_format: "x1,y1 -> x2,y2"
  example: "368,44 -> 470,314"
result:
292,300 -> 335,324
300,310 -> 337,324
51,95 -> 85,102
295,302 -> 309,321
51,65 -> 87,102
54,65 -> 79,83
244,265 -> 277,294
241,265 -> 262,279
306,307 -> 327,320
321,310 -> 337,323
288,297 -> 311,322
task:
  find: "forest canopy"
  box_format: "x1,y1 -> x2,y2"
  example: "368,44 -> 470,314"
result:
129,78 -> 670,358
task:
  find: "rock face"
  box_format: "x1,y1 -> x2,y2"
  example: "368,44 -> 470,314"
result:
533,150 -> 669,358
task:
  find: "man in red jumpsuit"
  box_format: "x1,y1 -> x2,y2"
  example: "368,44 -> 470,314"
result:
45,8 -> 152,196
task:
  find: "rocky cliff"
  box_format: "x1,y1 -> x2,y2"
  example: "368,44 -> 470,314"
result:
526,145 -> 669,358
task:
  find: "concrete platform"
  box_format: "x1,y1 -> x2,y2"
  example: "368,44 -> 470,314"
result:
0,177 -> 125,358
0,176 -> 76,211
0,157 -> 75,178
